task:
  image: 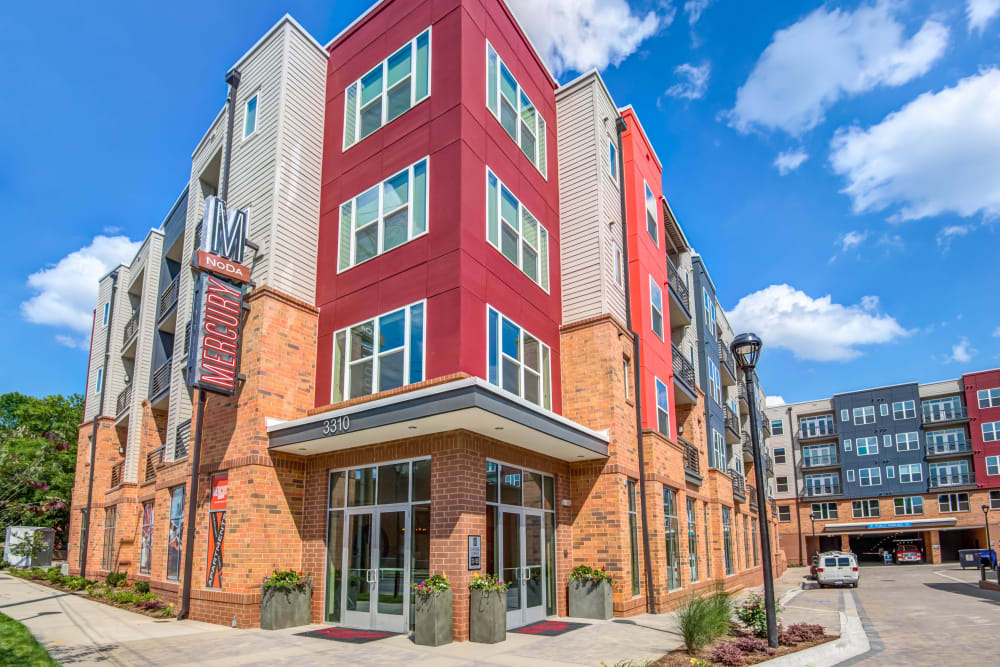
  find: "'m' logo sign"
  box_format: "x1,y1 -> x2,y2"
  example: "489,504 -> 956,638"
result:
201,196 -> 248,264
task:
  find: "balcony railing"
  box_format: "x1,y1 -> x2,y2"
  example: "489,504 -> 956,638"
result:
762,419 -> 771,437
724,406 -> 740,436
184,320 -> 193,356
802,453 -> 839,468
672,344 -> 696,392
122,310 -> 140,347
116,383 -> 133,416
742,432 -> 753,457
929,472 -> 972,488
770,498 -> 777,517
805,482 -> 841,497
766,456 -> 774,476
158,276 -> 179,320
145,446 -> 164,483
175,419 -> 191,460
730,469 -> 746,497
922,404 -> 968,424
926,439 -> 972,456
110,461 -> 124,488
719,341 -> 736,380
683,439 -> 700,477
151,358 -> 172,398
748,484 -> 758,510
799,422 -> 836,441
666,256 -> 690,314
738,383 -> 749,406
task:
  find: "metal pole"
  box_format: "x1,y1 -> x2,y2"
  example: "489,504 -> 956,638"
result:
985,508 -> 992,569
744,369 -> 778,648
177,389 -> 206,620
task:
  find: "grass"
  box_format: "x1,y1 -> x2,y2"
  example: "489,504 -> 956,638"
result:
676,587 -> 733,654
0,612 -> 60,666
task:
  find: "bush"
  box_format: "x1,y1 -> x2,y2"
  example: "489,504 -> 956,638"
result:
105,571 -> 128,588
133,581 -> 150,594
711,642 -> 747,667
63,577 -> 92,591
676,587 -> 732,654
108,590 -> 138,604
136,600 -> 166,611
43,569 -> 63,584
781,623 -> 824,645
736,592 -> 781,638
570,564 -> 614,584
732,636 -> 769,654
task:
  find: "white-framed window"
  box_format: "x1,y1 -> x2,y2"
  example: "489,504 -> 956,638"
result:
609,140 -> 618,182
811,502 -> 838,520
711,429 -> 726,469
983,421 -> 1000,443
623,357 -> 631,401
331,301 -> 425,403
644,181 -> 658,245
856,436 -> 878,456
102,302 -> 110,327
655,377 -> 670,437
649,276 -> 664,339
880,403 -> 889,417
703,288 -> 716,333
613,243 -> 624,287
800,414 -> 835,438
344,28 -> 431,149
486,168 -> 549,290
852,499 -> 879,518
894,496 -> 923,516
770,419 -> 784,435
487,306 -> 551,410
707,359 -> 721,405
858,467 -> 881,486
986,456 -> 1000,476
853,406 -> 876,425
895,432 -> 920,451
486,41 -> 546,176
777,505 -> 792,522
938,493 -> 970,513
95,368 -> 103,394
776,476 -> 789,493
846,469 -> 855,482
840,409 -> 849,422
991,490 -> 1000,510
899,463 -> 923,483
773,448 -> 786,464
892,400 -> 916,420
883,434 -> 892,449
886,466 -> 895,480
242,92 -> 259,139
337,157 -> 429,272
978,388 -> 1000,409
843,438 -> 852,451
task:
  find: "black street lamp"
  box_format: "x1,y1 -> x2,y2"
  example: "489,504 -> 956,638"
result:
731,332 -> 778,649
810,512 -> 818,557
983,504 -> 993,563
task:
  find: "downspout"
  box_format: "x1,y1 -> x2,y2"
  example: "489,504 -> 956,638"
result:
787,405 -> 803,564
616,116 -> 656,614
80,270 -> 119,578
177,67 -> 240,621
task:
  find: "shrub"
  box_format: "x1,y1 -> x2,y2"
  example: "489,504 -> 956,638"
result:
732,636 -> 769,654
676,587 -> 731,654
43,570 -> 63,584
133,581 -> 150,594
105,571 -> 128,588
706,587 -> 733,637
136,600 -> 166,611
109,590 -> 138,604
783,623 -> 824,644
711,642 -> 747,667
262,569 -> 311,592
736,592 -> 781,638
570,564 -> 614,584
137,592 -> 157,602
63,576 -> 92,591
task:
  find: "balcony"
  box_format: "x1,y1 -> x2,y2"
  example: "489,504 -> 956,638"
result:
738,383 -> 750,414
770,498 -> 777,517
175,419 -> 191,460
802,452 -> 840,470
805,482 -> 842,497
748,484 -> 758,511
666,256 -> 692,328
145,446 -> 164,484
762,419 -> 771,437
925,438 -> 972,458
719,341 -> 737,386
766,456 -> 774,477
122,310 -> 140,349
724,406 -> 741,443
929,472 -> 975,489
151,358 -> 172,400
730,469 -> 747,501
672,344 -> 697,405
110,461 -> 124,489
742,432 -> 754,461
681,437 -> 701,485
922,404 -> 968,426
798,421 -> 837,442
116,383 -> 133,416
158,276 -> 178,321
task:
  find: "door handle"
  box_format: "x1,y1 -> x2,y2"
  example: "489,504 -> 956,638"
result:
366,568 -> 377,583
522,567 -> 530,582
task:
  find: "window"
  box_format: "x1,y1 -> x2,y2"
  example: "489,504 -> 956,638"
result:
893,400 -> 916,420
644,182 -> 658,244
846,469 -> 855,482
655,378 -> 670,437
609,140 -> 618,182
894,496 -> 923,515
623,357 -> 632,400
853,499 -> 880,518
858,467 -> 881,487
687,498 -> 699,583
853,406 -> 876,425
711,429 -> 726,469
776,476 -> 789,493
338,158 -> 429,271
898,463 -> 922,483
922,396 -> 964,423
487,168 -> 550,289
979,388 -> 1000,409
856,436 -> 878,456
95,368 -> 103,394
930,460 -> 970,486
886,466 -> 895,480
722,506 -> 734,576
803,443 -> 837,468
883,434 -> 892,449
703,504 -> 711,578
986,456 -> 1000,476
983,421 -> 1000,443
751,518 -> 759,567
771,419 -> 784,435
487,307 -> 552,409
938,493 -> 970,513
242,92 -> 258,139
102,302 -> 109,327
166,486 -> 185,581
703,288 -> 716,333
991,490 -> 1000,510
664,488 -> 681,590
486,41 -> 546,175
773,448 -> 786,464
778,505 -> 791,522
811,502 -> 838,520
895,432 -> 920,451
332,302 -> 425,403
649,276 -> 664,339
840,409 -> 849,422
101,506 -> 117,571
925,428 -> 967,452
613,244 -> 624,286
139,502 -> 153,575
743,515 -> 750,570
344,28 -> 430,149
806,472 -> 840,496
844,439 -> 852,451
628,480 -> 640,596
800,414 -> 835,438
707,360 -> 721,405
879,403 -> 889,416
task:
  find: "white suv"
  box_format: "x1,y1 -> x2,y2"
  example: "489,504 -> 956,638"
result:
816,551 -> 859,588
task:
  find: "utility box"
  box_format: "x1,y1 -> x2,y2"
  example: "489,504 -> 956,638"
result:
959,549 -> 997,569
3,526 -> 56,568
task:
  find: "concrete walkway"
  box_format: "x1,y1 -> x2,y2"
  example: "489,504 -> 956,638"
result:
0,568 -> 824,666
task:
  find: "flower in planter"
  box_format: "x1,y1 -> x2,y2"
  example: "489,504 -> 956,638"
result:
570,565 -> 614,584
263,568 -> 312,592
468,572 -> 507,591
413,573 -> 450,596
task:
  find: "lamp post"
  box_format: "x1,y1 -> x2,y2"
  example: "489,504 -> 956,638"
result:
809,512 -> 817,561
731,332 -> 778,649
984,505 -> 993,570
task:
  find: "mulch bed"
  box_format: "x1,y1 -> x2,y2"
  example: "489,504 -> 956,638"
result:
4,574 -> 177,620
654,629 -> 837,666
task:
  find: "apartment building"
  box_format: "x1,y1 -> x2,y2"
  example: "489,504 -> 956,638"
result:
768,371 -> 1000,566
70,0 -> 784,638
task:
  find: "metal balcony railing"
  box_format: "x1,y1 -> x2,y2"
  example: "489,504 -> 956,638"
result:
802,453 -> 839,468
724,406 -> 740,436
175,419 -> 191,460
683,440 -> 700,477
730,469 -> 746,497
762,418 -> 771,437
766,457 -> 774,476
666,256 -> 690,314
929,472 -> 972,488
672,344 -> 696,392
799,421 -> 836,440
110,461 -> 124,488
184,321 -> 193,356
719,341 -> 736,379
748,484 -> 758,510
145,446 -> 164,483
116,383 -> 133,416
151,358 -> 172,398
926,438 -> 971,456
770,498 -> 777,517
742,432 -> 753,457
122,310 -> 140,347
158,276 -> 178,320
922,404 -> 968,424
805,482 -> 841,497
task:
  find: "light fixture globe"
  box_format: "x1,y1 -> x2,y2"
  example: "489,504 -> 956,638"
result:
731,332 -> 763,371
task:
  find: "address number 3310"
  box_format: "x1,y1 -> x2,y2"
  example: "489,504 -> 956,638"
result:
322,415 -> 351,435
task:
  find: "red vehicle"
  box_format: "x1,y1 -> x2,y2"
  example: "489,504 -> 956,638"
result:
896,544 -> 922,563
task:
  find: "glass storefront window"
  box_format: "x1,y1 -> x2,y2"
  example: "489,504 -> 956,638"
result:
347,467 -> 376,506
412,459 -> 431,502
524,471 -> 543,509
486,461 -> 499,503
501,465 -> 522,505
543,476 -> 554,511
378,463 -> 409,505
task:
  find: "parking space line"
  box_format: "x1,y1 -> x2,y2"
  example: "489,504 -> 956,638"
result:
933,570 -> 980,586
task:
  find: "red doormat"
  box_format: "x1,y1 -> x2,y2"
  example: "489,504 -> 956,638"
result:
295,627 -> 399,643
510,620 -> 588,636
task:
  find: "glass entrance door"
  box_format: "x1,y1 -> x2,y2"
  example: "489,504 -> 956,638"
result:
341,506 -> 410,632
501,508 -> 547,629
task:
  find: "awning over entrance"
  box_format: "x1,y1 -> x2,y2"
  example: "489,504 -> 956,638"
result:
267,378 -> 610,461
821,517 -> 958,534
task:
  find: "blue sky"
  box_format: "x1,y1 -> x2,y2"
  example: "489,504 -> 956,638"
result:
1,0 -> 998,404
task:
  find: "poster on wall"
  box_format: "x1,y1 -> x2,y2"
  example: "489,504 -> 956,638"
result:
206,473 -> 228,589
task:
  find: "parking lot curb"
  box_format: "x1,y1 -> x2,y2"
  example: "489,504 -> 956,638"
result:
754,591 -> 869,667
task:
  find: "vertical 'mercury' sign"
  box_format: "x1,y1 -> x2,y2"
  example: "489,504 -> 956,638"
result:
187,274 -> 244,395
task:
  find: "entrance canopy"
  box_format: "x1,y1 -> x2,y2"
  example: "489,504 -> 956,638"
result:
267,377 -> 609,461
821,517 -> 958,535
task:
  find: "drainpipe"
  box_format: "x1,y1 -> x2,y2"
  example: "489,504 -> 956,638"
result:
177,67 -> 240,621
787,405 -> 803,564
80,270 -> 119,579
616,115 -> 656,614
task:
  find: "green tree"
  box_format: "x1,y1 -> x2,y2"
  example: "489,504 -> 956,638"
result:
0,393 -> 82,548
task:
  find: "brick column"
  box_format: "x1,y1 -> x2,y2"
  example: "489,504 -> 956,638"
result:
840,534 -> 851,552
924,530 -> 942,564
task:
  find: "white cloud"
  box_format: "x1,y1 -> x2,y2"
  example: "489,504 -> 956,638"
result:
860,295 -> 879,311
684,0 -> 711,25
838,230 -> 869,253
21,234 -> 140,346
765,395 -> 786,408
726,284 -> 911,362
727,1 -> 948,136
773,149 -> 808,174
937,224 -> 973,249
993,326 -> 1000,337
665,62 -> 711,99
831,68 -> 1000,221
507,0 -> 665,77
947,337 -> 976,363
968,0 -> 1000,32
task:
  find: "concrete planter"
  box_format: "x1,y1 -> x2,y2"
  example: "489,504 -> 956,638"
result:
469,589 -> 505,644
414,588 -> 453,646
569,579 -> 613,620
260,584 -> 311,630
